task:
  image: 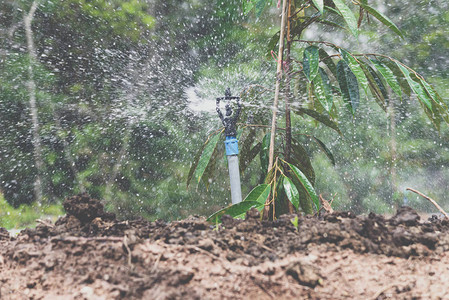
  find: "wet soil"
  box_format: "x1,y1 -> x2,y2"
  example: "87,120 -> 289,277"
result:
1,193 -> 449,299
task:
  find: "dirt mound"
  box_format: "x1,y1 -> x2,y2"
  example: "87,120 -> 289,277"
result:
63,193 -> 116,223
0,227 -> 9,241
2,195 -> 449,299
18,194 -> 157,240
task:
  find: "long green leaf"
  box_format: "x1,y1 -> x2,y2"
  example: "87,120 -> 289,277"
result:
240,142 -> 261,174
312,0 -> 324,14
239,128 -> 256,173
383,59 -> 411,97
331,0 -> 358,38
367,63 -> 388,99
371,59 -> 402,98
242,0 -> 255,15
303,46 -> 320,82
313,67 -> 334,112
244,183 -> 271,204
395,63 -> 432,111
206,200 -> 261,223
187,132 -> 221,187
255,0 -> 268,18
310,136 -> 335,165
267,31 -> 280,58
359,61 -> 387,111
206,183 -> 271,223
201,142 -> 221,189
420,79 -> 449,122
193,133 -> 221,185
319,48 -> 337,78
283,176 -> 299,210
358,3 -> 403,39
340,49 -> 368,95
336,60 -> 359,114
295,107 -> 342,135
420,79 -> 448,127
286,162 -> 320,212
291,138 -> 315,185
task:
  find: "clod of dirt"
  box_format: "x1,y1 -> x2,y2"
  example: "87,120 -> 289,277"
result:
63,193 -> 116,223
286,260 -> 323,288
390,206 -> 420,226
0,227 -> 10,240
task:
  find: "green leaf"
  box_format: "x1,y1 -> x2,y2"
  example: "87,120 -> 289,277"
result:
312,67 -> 334,112
319,48 -> 337,78
340,49 -> 369,95
336,60 -> 359,114
187,132 -> 220,187
255,0 -> 268,17
201,143 -> 221,189
206,184 -> 271,223
267,31 -> 280,59
359,61 -> 387,111
310,136 -> 335,165
295,107 -> 342,135
331,0 -> 358,38
242,0 -> 255,15
312,0 -> 324,14
303,46 -> 320,82
286,162 -> 320,212
383,60 -> 411,97
420,79 -> 449,127
206,201 -> 261,223
244,183 -> 271,204
291,138 -> 315,185
395,63 -> 432,111
283,176 -> 299,210
370,59 -> 402,98
193,133 -> 221,185
239,128 -> 256,173
367,63 -> 388,99
240,142 -> 261,174
358,3 -> 403,39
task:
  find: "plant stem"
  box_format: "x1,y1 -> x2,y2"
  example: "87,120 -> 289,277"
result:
268,0 -> 288,171
284,0 -> 294,214
284,0 -> 292,164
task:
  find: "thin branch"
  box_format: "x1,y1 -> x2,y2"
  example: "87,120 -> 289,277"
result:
406,187 -> 449,219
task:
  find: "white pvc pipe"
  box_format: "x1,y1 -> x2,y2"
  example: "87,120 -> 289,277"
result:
227,155 -> 242,204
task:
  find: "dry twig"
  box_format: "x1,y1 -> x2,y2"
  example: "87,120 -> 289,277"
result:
406,187 -> 449,219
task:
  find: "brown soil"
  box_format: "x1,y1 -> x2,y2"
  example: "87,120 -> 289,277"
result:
1,193 -> 449,299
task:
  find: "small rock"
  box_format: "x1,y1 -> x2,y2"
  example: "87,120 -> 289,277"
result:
286,260 -> 323,288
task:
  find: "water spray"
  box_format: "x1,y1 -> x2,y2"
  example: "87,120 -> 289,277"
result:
216,88 -> 242,204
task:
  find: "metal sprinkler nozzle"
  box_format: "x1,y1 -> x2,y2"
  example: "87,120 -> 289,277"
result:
216,88 -> 243,205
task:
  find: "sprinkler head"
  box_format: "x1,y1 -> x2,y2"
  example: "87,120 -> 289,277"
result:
225,103 -> 232,116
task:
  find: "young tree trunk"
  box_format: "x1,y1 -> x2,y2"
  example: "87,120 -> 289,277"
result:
283,0 -> 295,214
284,0 -> 292,164
24,1 -> 45,205
267,0 -> 288,171
264,0 -> 288,219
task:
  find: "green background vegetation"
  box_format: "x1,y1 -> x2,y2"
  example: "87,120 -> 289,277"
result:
0,0 -> 448,229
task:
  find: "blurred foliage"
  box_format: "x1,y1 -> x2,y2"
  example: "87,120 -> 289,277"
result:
0,193 -> 63,230
0,0 -> 448,225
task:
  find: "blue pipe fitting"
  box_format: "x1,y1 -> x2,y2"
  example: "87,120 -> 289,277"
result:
225,136 -> 239,156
